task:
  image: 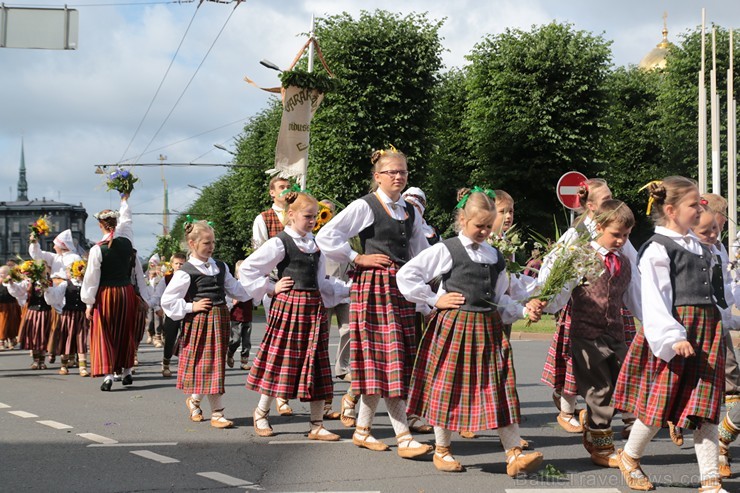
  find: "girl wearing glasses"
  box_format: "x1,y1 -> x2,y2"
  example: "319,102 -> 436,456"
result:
316,147 -> 432,459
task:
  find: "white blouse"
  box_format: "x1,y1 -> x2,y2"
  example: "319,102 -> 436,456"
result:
396,233 -> 527,325
640,226 -> 715,362
252,204 -> 286,250
239,227 -> 350,309
315,188 -> 429,263
161,256 -> 249,321
28,243 -> 81,280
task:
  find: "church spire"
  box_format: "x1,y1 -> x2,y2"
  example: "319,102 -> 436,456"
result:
17,138 -> 28,201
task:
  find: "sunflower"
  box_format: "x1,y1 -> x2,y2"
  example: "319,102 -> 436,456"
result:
70,260 -> 87,280
313,204 -> 333,233
29,215 -> 51,239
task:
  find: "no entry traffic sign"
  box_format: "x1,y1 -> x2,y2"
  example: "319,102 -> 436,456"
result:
556,171 -> 588,210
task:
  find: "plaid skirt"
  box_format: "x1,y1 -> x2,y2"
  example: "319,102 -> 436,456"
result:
0,301 -> 21,340
613,305 -> 725,429
408,309 -> 520,431
90,285 -> 138,377
247,290 -> 332,401
177,304 -> 230,395
541,301 -> 578,396
622,307 -> 637,348
18,309 -> 52,352
350,267 -> 416,398
55,310 -> 89,355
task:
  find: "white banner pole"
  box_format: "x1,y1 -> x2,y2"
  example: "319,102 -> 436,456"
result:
698,9 -> 707,194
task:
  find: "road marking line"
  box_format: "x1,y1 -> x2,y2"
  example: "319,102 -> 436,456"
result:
8,410 -> 38,418
506,490 -> 622,493
88,442 -> 178,447
197,472 -> 263,490
77,433 -> 118,444
130,450 -> 179,464
268,439 -> 351,445
37,420 -> 73,430
0,402 -> 10,408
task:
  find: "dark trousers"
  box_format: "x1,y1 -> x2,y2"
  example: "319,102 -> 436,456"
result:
725,331 -> 740,395
228,321 -> 252,361
162,316 -> 181,360
146,308 -> 163,336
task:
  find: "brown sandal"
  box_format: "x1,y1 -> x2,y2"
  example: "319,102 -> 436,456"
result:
276,398 -> 293,416
340,394 -> 357,428
308,421 -> 340,441
617,449 -> 654,491
668,421 -> 683,447
407,414 -> 433,434
433,445 -> 463,472
253,407 -> 274,437
186,397 -> 203,422
352,426 -> 389,452
396,431 -> 433,459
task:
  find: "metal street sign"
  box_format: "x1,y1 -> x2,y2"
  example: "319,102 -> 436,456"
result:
0,5 -> 79,50
556,171 -> 588,210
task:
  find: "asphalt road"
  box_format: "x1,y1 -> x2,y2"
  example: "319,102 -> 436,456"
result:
1,316 -> 738,493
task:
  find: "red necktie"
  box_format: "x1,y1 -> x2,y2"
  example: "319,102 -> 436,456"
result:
604,252 -> 621,277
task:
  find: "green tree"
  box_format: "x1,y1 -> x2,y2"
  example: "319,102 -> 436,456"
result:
464,22 -> 612,236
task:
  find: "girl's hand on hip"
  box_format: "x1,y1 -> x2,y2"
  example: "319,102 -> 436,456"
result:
672,340 -> 695,358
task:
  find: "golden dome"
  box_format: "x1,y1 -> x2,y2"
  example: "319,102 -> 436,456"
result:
639,13 -> 673,70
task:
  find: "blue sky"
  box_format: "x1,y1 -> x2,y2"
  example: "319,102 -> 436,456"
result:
1,0 -> 737,255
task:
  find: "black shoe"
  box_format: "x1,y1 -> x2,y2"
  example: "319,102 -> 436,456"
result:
100,379 -> 113,391
122,374 -> 133,386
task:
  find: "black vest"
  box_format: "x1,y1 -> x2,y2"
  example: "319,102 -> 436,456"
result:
276,231 -> 319,291
64,283 -> 86,312
99,237 -> 134,287
27,288 -> 51,312
712,253 -> 729,309
358,193 -> 416,266
0,284 -> 13,304
181,260 -> 227,306
442,237 -> 506,312
638,233 -> 714,307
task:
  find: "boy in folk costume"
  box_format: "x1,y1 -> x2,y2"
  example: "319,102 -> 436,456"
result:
541,200 -> 642,468
150,253 -> 186,378
145,253 -> 164,348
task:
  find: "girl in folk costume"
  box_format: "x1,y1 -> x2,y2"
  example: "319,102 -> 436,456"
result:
613,177 -> 727,493
540,178 -> 639,436
397,189 -> 545,475
541,200 -> 642,468
6,260 -> 54,369
0,266 -> 22,350
81,194 -> 139,391
240,191 -> 349,440
316,147 -> 433,459
161,220 -> 250,429
45,260 -> 91,376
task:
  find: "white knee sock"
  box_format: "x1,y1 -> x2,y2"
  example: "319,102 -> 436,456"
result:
498,423 -> 522,452
207,393 -> 224,414
104,374 -> 114,382
255,394 -> 274,430
434,427 -> 455,462
560,394 -> 577,414
694,423 -> 720,482
309,400 -> 334,437
191,393 -> 203,402
623,419 -> 660,459
122,367 -> 132,377
386,397 -> 424,449
355,394 -> 381,443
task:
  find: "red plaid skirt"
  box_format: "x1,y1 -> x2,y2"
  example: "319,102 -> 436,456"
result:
350,267 -> 416,398
178,304 -> 230,394
541,301 -> 578,396
18,309 -> 52,352
55,310 -> 89,355
90,285 -> 138,377
247,290 -> 332,401
622,307 -> 637,347
0,301 -> 21,340
613,306 -> 725,429
408,309 -> 520,431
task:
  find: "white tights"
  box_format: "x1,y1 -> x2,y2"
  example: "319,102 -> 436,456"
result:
355,394 -> 423,448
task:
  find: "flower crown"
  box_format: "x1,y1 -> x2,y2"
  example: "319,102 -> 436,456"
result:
94,210 -> 120,220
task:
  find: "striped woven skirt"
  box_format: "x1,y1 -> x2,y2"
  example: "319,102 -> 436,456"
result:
613,305 -> 725,429
55,310 -> 89,355
408,309 -> 520,431
89,285 -> 138,377
541,301 -> 578,396
247,290 -> 332,401
46,309 -> 60,355
18,308 -> 52,352
177,304 -> 230,395
133,296 -> 148,348
349,267 -> 416,399
0,301 -> 21,340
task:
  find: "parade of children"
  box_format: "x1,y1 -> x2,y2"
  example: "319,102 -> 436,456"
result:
4,160 -> 740,493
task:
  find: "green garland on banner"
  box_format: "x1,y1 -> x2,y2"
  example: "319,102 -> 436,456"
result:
279,69 -> 338,93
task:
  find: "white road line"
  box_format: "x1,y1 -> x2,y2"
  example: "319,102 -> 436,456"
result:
268,439 -> 351,445
130,450 -> 180,464
37,420 -> 73,430
77,433 -> 118,444
8,410 -> 38,418
88,442 -> 178,447
197,472 -> 263,490
506,490 -> 621,493
0,402 -> 10,408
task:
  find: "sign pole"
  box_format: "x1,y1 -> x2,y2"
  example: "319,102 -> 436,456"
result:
300,14 -> 315,192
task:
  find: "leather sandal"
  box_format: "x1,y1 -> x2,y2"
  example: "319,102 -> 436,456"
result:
505,447 -> 544,478
407,414 -> 433,434
79,366 -> 90,377
253,407 -> 274,437
557,411 -> 583,433
552,389 -> 562,411
396,431 -> 433,459
433,445 -> 463,472
308,421 -> 340,441
58,366 -> 69,375
698,477 -> 728,492
340,394 -> 357,428
668,421 -> 683,447
459,431 -> 477,439
276,398 -> 293,416
719,444 -> 732,479
617,449 -> 654,491
186,397 -> 204,422
210,411 -> 234,429
352,426 -> 389,451
323,399 -> 340,420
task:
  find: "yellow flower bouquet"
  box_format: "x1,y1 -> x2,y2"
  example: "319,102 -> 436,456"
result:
29,215 -> 51,240
69,259 -> 87,281
313,202 -> 334,234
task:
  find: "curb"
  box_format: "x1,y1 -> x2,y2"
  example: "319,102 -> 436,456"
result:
509,331 -> 553,341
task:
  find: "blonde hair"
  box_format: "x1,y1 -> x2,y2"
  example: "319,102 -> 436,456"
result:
454,188 -> 496,232
184,220 -> 215,246
595,199 -> 635,229
494,189 -> 514,207
645,176 -> 698,226
701,193 -> 728,215
577,178 -> 609,212
283,192 -> 319,226
369,147 -> 407,192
